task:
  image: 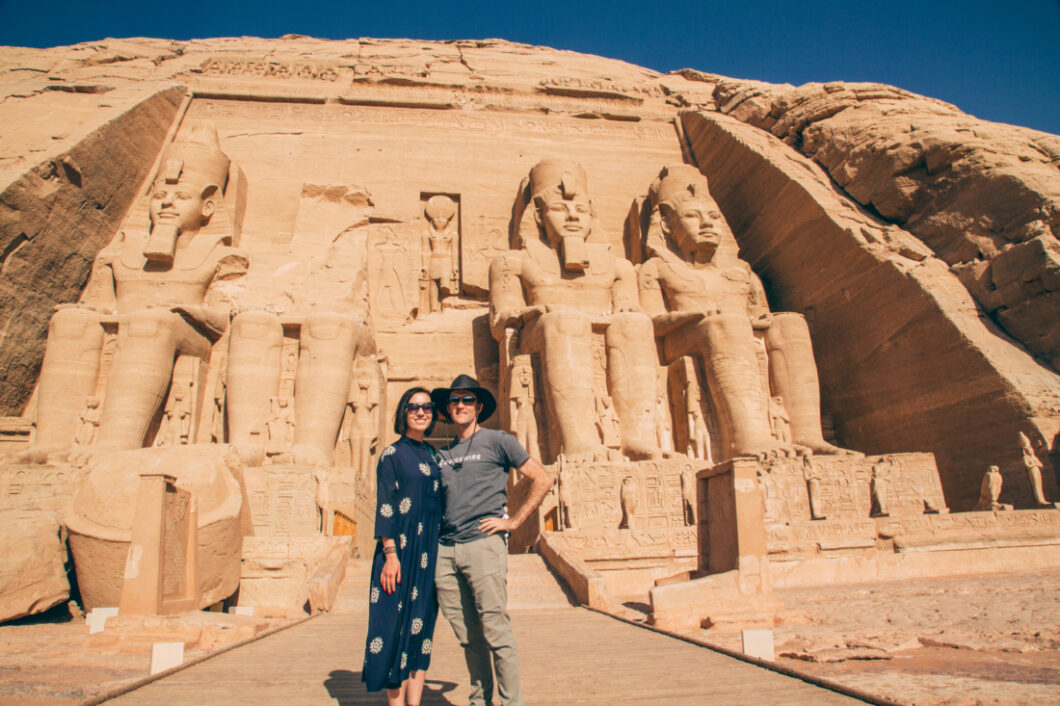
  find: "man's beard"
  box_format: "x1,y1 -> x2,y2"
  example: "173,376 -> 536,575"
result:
144,222 -> 180,264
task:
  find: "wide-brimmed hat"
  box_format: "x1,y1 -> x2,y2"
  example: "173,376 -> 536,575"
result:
431,374 -> 497,423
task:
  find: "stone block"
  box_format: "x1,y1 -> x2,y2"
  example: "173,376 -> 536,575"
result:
149,642 -> 184,675
0,510 -> 69,623
742,628 -> 775,661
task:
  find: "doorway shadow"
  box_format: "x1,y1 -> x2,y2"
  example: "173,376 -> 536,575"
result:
325,670 -> 460,705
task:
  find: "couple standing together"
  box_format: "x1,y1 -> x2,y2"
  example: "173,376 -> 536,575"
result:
362,374 -> 553,706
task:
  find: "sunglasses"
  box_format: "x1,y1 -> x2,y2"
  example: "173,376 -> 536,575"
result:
405,402 -> 434,413
448,395 -> 477,406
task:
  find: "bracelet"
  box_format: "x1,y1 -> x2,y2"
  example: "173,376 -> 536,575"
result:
382,545 -> 397,555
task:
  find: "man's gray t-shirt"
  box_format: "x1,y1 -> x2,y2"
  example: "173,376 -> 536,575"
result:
437,428 -> 530,545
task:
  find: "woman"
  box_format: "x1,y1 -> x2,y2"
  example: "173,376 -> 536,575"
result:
362,387 -> 442,705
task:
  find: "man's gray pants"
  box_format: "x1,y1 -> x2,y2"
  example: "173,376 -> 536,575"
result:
435,533 -> 521,706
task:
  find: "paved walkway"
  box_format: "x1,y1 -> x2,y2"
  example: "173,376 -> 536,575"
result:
106,558 -> 867,705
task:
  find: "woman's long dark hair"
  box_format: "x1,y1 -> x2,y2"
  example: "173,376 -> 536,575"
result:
393,386 -> 438,437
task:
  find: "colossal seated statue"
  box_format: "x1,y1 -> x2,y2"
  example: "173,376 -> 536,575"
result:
489,159 -> 660,461
225,261 -> 376,468
638,164 -> 838,460
23,124 -> 247,463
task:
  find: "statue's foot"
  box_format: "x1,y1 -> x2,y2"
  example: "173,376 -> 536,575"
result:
68,443 -> 123,468
798,438 -> 856,456
273,444 -> 331,467
563,444 -> 611,464
233,443 -> 266,467
735,438 -> 808,463
12,444 -> 69,464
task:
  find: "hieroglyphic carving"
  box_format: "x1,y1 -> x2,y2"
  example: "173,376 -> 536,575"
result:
188,100 -> 675,140
199,58 -> 342,81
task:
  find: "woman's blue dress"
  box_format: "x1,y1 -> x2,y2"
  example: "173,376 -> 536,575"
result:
362,435 -> 442,692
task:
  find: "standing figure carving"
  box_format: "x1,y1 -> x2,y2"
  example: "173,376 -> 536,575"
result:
619,475 -> 638,530
1018,431 -> 1050,506
265,396 -> 295,456
870,461 -> 890,517
509,361 -> 541,461
347,368 -> 380,475
421,195 -> 459,314
489,159 -> 661,461
638,164 -> 838,461
22,123 -> 247,463
73,397 -> 101,448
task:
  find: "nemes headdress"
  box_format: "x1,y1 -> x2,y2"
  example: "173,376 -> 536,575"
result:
648,164 -> 711,211
528,159 -> 588,203
155,122 -> 231,195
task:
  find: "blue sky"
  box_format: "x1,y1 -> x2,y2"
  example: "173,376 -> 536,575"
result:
1,0 -> 1057,134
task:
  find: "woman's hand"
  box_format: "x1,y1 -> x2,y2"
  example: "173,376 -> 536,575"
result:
380,553 -> 401,594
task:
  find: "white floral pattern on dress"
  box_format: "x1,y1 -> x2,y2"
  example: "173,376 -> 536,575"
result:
433,480 -> 439,492
370,636 -> 383,653
411,617 -> 423,634
380,503 -> 393,518
417,522 -> 423,535
420,552 -> 428,569
401,652 -> 407,669
370,586 -> 380,604
419,462 -> 431,476
400,534 -> 407,548
399,497 -> 412,514
411,587 -> 419,601
381,445 -> 396,458
397,601 -> 403,612
422,638 -> 432,654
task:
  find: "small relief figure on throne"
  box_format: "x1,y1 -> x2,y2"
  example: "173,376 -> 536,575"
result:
421,195 -> 459,314
684,382 -> 711,463
345,368 -> 380,476
769,396 -> 792,444
265,396 -> 295,456
595,394 -> 622,450
73,397 -> 101,448
680,465 -> 697,526
803,454 -> 827,520
509,361 -> 541,462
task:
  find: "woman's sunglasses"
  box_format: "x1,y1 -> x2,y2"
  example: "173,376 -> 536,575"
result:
405,402 -> 434,413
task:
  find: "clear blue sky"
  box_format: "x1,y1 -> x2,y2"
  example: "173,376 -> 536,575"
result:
1,0 -> 1057,134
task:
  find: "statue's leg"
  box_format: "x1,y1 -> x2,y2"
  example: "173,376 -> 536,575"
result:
32,308 -> 104,453
290,313 -> 371,466
767,313 -> 836,452
605,312 -> 662,460
670,313 -> 774,459
96,310 -> 208,450
227,311 -> 283,464
524,312 -> 602,460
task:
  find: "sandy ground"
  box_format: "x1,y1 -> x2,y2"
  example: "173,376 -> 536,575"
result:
683,569 -> 1060,705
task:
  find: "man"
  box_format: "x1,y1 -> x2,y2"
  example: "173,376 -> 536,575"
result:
638,164 -> 839,459
430,374 -> 552,706
22,123 -> 247,463
488,159 -> 661,461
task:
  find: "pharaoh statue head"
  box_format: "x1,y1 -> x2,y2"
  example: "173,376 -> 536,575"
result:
425,195 -> 457,232
145,122 -> 231,264
527,159 -> 593,271
647,164 -> 734,263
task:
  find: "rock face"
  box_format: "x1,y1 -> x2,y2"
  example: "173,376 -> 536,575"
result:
0,36 -> 1058,623
674,74 -> 1060,372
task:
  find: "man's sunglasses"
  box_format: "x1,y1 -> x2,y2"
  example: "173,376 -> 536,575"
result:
405,402 -> 434,413
448,395 -> 477,406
